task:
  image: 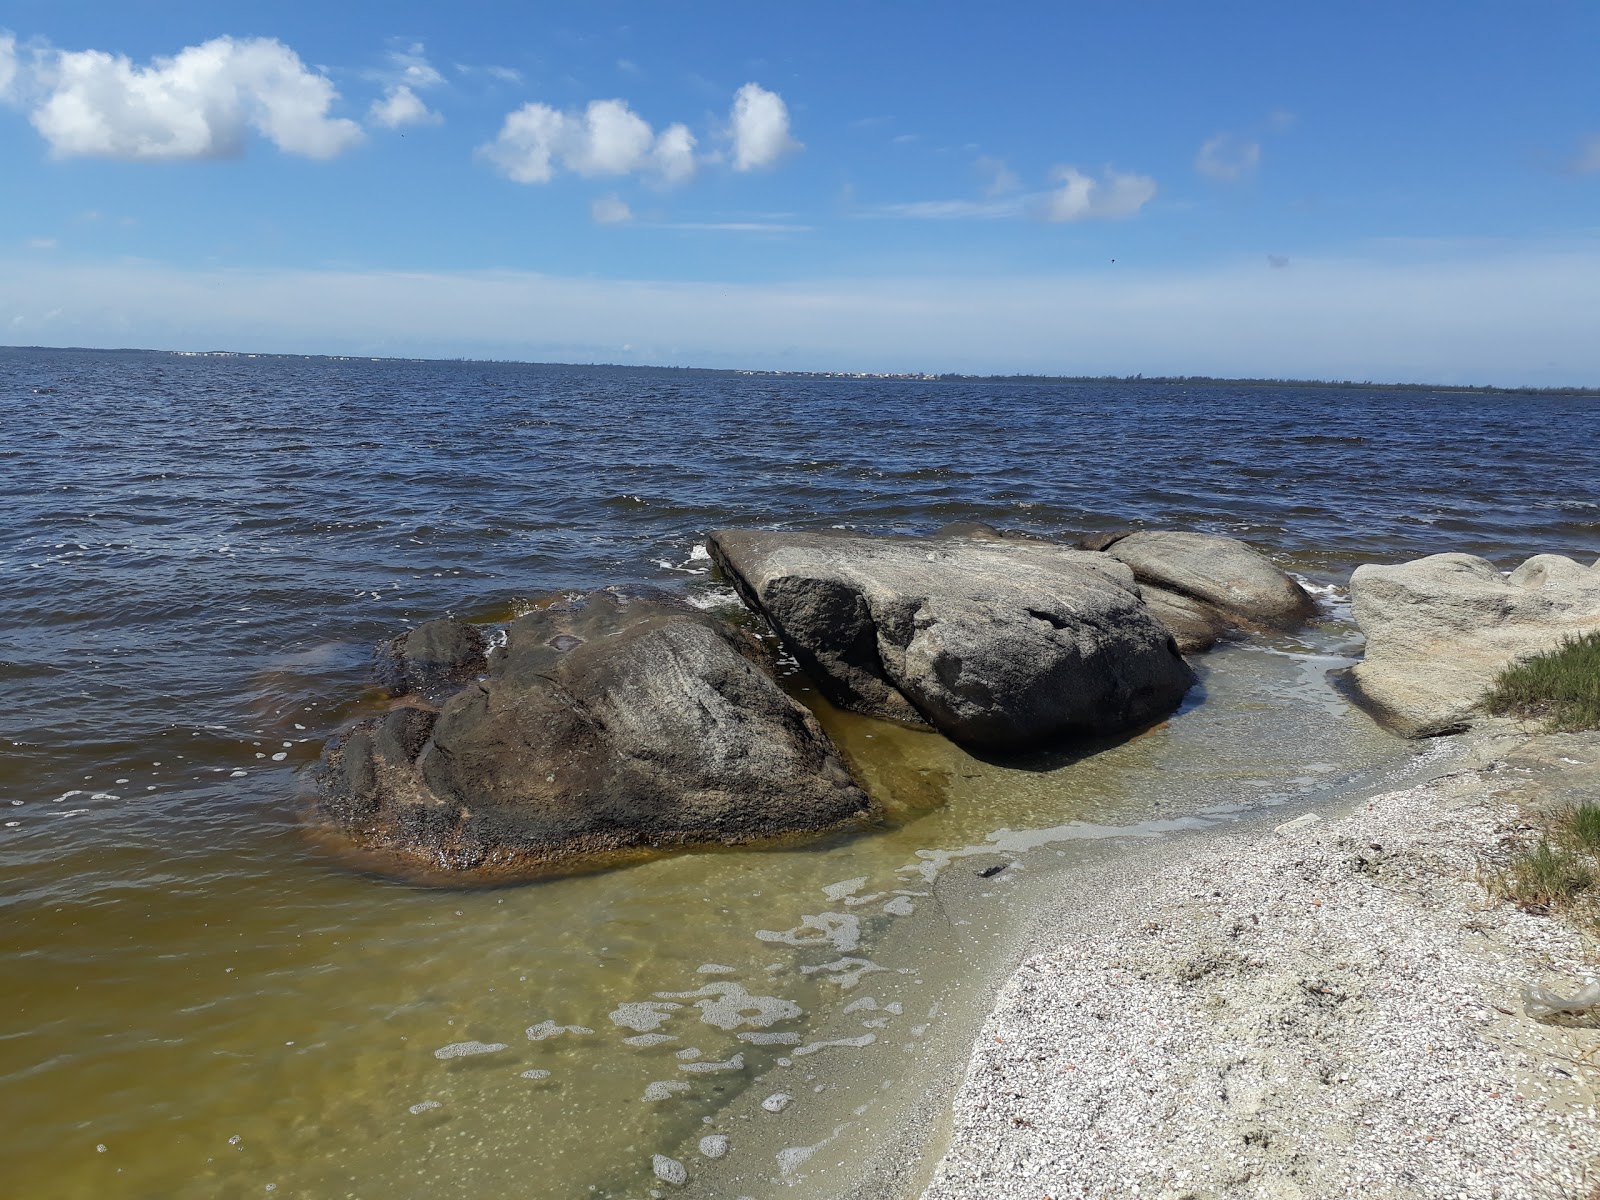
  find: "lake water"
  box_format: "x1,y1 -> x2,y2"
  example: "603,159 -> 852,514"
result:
2,348 -> 1596,1198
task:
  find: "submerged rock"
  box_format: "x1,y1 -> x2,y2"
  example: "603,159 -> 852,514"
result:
315,588 -> 871,880
377,616 -> 487,703
1349,552 -> 1600,737
706,528 -> 1193,752
1087,530 -> 1315,651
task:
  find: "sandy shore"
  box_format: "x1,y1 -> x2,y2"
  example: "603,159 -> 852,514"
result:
918,727 -> 1600,1200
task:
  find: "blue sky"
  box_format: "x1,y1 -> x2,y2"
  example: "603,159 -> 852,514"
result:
2,1 -> 1598,382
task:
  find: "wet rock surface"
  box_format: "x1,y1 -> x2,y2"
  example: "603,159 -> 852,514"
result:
706,528 -> 1193,752
315,588 -> 872,880
1089,530 -> 1316,651
1350,551 -> 1600,737
377,616 -> 488,704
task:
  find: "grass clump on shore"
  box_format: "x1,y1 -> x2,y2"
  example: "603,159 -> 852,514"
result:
1484,632 -> 1600,733
1487,801 -> 1600,918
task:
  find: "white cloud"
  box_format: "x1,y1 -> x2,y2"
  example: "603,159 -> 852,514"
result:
370,85 -> 438,129
1196,132 -> 1261,181
975,155 -> 1021,197
28,36 -> 362,160
481,98 -> 697,184
369,44 -> 443,128
0,33 -> 17,101
729,83 -> 799,171
25,236 -> 57,250
1044,166 -> 1157,222
591,194 -> 633,225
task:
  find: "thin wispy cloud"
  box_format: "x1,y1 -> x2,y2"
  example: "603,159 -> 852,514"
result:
1195,132 -> 1261,181
975,155 -> 1021,197
368,43 -> 444,129
591,194 -> 634,225
865,197 -> 1026,220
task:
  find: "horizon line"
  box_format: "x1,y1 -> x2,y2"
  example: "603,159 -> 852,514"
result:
5,342 -> 1598,397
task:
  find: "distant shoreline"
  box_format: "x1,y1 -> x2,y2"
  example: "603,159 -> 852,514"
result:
5,343 -> 1597,398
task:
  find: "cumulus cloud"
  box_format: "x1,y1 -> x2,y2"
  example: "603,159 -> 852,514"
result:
729,83 -> 799,171
27,36 -> 362,160
481,98 -> 696,184
591,194 -> 633,225
368,44 -> 442,129
1196,132 -> 1261,181
370,86 -> 437,128
1044,166 -> 1157,222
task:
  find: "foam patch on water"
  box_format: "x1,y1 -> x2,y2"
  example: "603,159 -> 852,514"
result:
519,1068 -> 551,1080
408,1100 -> 441,1114
755,912 -> 861,952
434,1040 -> 507,1059
623,1033 -> 677,1047
699,1134 -> 728,1159
610,1001 -> 681,1032
652,1154 -> 688,1185
655,982 -> 802,1030
642,1080 -> 691,1101
792,1033 -> 875,1057
678,1053 -> 744,1074
525,1021 -> 593,1041
798,957 -> 886,988
682,584 -> 740,611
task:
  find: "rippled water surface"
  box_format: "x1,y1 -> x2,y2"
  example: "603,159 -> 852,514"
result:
2,348 -> 1596,1198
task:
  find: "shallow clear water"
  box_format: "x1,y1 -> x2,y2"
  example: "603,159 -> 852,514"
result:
1,348 -> 1596,1198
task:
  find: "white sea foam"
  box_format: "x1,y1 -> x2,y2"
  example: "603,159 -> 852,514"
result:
433,1040 -> 507,1059
655,982 -> 802,1030
525,1021 -> 593,1041
642,1080 -> 691,1101
755,912 -> 861,952
609,1001 -> 681,1032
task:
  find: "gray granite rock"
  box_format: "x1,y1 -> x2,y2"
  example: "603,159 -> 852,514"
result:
706,529 -> 1193,752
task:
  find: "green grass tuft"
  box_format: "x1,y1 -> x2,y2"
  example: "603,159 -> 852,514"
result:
1571,802 -> 1600,851
1490,839 -> 1596,912
1483,631 -> 1600,733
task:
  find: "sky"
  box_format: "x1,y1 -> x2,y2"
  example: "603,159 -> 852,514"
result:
1,1 -> 1598,383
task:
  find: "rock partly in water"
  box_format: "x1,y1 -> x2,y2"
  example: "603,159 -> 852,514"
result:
1087,530 -> 1316,652
315,588 -> 872,881
706,529 -> 1193,752
377,616 -> 488,704
1349,552 -> 1600,737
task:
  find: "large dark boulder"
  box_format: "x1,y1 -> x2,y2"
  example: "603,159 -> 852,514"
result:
706,529 -> 1193,752
1083,531 -> 1315,651
315,588 -> 871,880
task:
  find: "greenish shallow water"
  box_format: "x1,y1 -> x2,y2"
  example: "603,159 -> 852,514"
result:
4,620 -> 1420,1200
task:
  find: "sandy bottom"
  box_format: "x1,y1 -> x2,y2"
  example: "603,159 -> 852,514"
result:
918,727 -> 1600,1200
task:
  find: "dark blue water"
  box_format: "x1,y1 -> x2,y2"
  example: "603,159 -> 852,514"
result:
1,346 -> 1596,1198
